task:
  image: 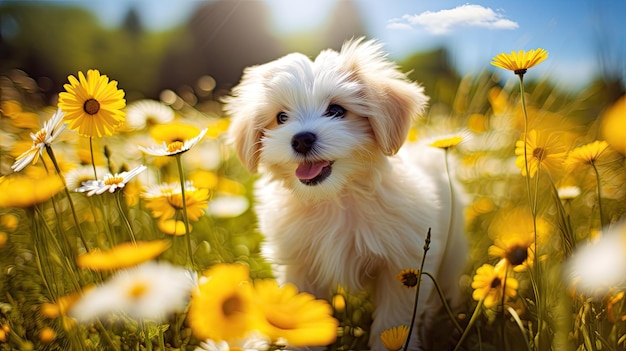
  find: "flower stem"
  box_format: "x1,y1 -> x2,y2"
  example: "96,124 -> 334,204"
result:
89,136 -> 98,179
403,228 -> 431,351
517,73 -> 542,347
33,205 -> 82,291
453,298 -> 485,351
590,162 -> 606,228
140,319 -> 153,351
115,191 -> 136,244
422,272 -> 463,333
45,145 -> 91,252
174,154 -> 195,268
30,207 -> 56,300
95,320 -> 120,351
507,306 -> 533,351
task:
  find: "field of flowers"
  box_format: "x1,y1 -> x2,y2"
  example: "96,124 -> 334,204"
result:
0,48 -> 625,351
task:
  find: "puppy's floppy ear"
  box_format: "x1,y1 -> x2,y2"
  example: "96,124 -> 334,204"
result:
340,38 -> 429,155
223,65 -> 269,173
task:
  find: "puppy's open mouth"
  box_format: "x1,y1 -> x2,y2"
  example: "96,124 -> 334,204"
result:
295,161 -> 333,186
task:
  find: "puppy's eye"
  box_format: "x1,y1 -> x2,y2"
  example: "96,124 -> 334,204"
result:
324,104 -> 346,119
277,112 -> 289,125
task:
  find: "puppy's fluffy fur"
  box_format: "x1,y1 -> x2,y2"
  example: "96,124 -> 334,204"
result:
225,38 -> 467,350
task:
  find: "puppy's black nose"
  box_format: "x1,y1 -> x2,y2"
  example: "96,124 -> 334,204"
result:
291,132 -> 317,154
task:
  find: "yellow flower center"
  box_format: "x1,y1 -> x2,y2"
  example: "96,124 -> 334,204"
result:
167,141 -> 184,153
127,282 -> 148,299
533,147 -> 546,161
490,277 -> 502,289
33,129 -> 47,145
83,98 -> 101,115
222,295 -> 244,317
104,176 -> 124,186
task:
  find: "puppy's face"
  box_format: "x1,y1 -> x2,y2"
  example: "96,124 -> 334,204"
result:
225,39 -> 428,202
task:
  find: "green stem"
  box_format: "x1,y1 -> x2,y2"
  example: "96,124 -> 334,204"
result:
90,197 -> 116,247
158,325 -> 166,351
453,298 -> 485,351
174,154 -> 195,268
517,73 -> 542,347
422,272 -> 463,333
590,162 -> 606,228
140,319 -> 153,351
507,306 -> 533,351
115,191 -> 136,244
33,205 -> 82,291
30,207 -> 55,300
403,228 -> 431,351
95,320 -> 119,351
45,145 -> 91,252
90,136 -> 98,179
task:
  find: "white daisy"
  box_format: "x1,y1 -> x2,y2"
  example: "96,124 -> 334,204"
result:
565,220 -> 626,297
208,195 -> 249,218
138,128 -> 208,157
195,332 -> 270,351
557,186 -> 581,200
11,108 -> 67,172
65,165 -> 109,191
76,165 -> 147,196
69,261 -> 195,322
124,99 -> 175,131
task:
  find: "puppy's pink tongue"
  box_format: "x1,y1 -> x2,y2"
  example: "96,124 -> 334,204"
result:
296,161 -> 330,180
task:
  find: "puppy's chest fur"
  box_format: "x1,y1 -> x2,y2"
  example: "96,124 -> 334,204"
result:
255,166 -> 437,294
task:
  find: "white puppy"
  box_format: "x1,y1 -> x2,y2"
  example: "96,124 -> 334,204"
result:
225,38 -> 467,350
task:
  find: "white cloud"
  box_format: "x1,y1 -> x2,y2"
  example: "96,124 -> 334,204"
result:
387,4 -> 519,34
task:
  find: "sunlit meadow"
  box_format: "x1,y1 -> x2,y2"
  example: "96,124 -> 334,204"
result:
1,47 -> 626,351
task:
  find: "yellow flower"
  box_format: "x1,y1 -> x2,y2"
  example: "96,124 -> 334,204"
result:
41,286 -> 94,319
488,207 -> 551,246
142,182 -> 209,221
0,174 -> 64,208
380,325 -> 409,351
39,327 -> 56,343
471,262 -> 518,308
253,279 -> 338,347
491,48 -> 548,75
488,235 -> 535,272
600,95 -> 626,155
1,100 -> 41,129
607,291 -> 625,323
429,136 -> 463,149
564,140 -> 610,168
397,268 -> 420,288
157,219 -> 191,236
1,214 -> 19,231
331,293 -> 346,313
76,240 -> 171,270
149,122 -> 202,144
58,69 -> 126,137
187,263 -> 260,342
515,129 -> 567,178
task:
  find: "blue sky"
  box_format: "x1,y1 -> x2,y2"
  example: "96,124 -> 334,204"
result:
42,0 -> 626,88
